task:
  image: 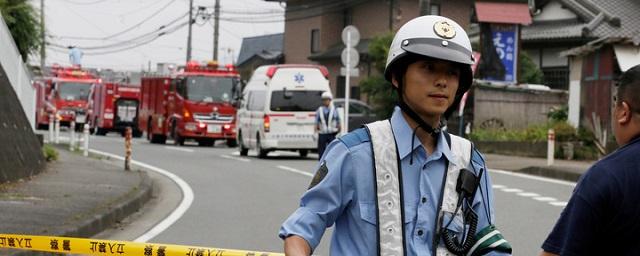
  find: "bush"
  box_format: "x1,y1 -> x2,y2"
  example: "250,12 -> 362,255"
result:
42,144 -> 58,162
470,121 -> 576,143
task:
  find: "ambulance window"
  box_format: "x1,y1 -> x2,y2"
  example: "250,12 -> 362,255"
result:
270,90 -> 323,112
249,91 -> 265,111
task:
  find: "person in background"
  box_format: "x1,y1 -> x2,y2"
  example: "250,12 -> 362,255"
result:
541,64 -> 640,256
315,91 -> 340,158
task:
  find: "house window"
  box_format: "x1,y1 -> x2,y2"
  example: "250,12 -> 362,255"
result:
311,29 -> 320,53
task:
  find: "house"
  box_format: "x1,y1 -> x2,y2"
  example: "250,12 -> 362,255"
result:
236,33 -> 284,81
264,0 -> 475,100
526,0 -> 640,137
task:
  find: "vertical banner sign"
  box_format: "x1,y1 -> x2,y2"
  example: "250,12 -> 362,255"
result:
487,24 -> 519,83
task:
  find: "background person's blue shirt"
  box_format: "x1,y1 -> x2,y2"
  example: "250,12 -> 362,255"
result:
279,107 -> 505,255
542,136 -> 640,256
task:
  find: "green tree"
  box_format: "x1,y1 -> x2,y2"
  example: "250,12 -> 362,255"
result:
518,51 -> 544,84
359,33 -> 397,119
0,0 -> 41,62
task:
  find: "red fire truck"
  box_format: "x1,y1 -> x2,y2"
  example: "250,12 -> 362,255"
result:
34,65 -> 100,131
139,61 -> 241,147
88,82 -> 142,137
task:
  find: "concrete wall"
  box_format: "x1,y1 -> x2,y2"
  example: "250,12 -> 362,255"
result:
473,84 -> 568,129
0,63 -> 45,183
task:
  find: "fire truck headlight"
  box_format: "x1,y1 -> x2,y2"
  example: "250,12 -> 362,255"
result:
198,122 -> 207,129
223,124 -> 231,130
104,113 -> 114,119
185,123 -> 197,131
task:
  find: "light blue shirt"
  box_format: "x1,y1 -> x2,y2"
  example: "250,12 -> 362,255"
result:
69,47 -> 83,66
279,107 -> 507,255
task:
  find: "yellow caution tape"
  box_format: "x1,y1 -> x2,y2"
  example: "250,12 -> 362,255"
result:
0,234 -> 284,256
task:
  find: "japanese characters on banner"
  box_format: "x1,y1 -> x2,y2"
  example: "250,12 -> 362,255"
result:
487,24 -> 519,83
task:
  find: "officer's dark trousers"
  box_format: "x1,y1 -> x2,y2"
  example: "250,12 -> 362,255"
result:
317,132 -> 338,159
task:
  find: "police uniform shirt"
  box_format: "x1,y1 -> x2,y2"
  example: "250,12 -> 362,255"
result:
542,136 -> 640,256
316,105 -> 339,134
279,107 -> 506,255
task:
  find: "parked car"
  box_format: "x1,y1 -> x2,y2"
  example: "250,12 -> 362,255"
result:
333,98 -> 379,132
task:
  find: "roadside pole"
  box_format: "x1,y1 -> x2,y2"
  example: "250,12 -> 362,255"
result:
83,124 -> 90,157
547,128 -> 555,166
54,114 -> 60,144
48,114 -> 54,143
70,121 -> 76,151
124,127 -> 132,171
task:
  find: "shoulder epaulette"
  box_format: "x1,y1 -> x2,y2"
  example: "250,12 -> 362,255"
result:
339,128 -> 370,148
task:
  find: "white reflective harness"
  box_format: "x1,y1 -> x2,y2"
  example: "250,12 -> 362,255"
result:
317,105 -> 338,134
365,120 -> 472,256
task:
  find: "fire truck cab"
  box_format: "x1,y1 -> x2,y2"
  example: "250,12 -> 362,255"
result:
34,65 -> 100,131
139,61 -> 241,147
88,82 -> 142,137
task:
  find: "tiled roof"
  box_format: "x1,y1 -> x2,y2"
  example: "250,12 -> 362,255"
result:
236,33 -> 284,66
522,20 -> 587,40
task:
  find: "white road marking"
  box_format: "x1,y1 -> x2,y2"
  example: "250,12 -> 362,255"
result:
231,151 -> 240,156
88,149 -> 194,242
489,169 -> 577,187
500,188 -> 523,193
549,201 -> 568,207
164,146 -> 194,153
277,165 -> 313,177
220,154 -> 251,162
517,192 -> 540,197
492,184 -> 506,189
533,197 -> 557,202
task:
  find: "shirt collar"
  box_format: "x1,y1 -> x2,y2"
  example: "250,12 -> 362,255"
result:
390,106 -> 454,162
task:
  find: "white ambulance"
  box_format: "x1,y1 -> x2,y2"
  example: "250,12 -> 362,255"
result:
236,64 -> 331,158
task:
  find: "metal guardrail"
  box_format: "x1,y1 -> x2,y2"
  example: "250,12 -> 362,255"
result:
0,12 -> 36,130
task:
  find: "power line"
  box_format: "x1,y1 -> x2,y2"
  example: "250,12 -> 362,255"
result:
50,12 -> 189,50
54,0 -> 178,41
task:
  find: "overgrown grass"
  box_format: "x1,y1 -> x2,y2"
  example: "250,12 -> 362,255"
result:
42,144 -> 59,161
470,121 -> 577,142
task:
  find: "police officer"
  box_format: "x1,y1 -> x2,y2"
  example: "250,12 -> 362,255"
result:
315,91 -> 340,158
279,15 -> 511,256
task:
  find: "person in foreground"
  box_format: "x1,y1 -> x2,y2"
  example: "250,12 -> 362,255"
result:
279,15 -> 512,256
540,64 -> 640,256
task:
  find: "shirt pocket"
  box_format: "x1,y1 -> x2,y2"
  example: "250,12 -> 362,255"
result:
441,211 -> 466,243
359,201 -> 417,226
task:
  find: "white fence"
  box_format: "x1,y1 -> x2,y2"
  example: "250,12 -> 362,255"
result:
0,13 -> 36,130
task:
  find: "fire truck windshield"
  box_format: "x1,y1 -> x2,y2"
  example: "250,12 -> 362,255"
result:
57,82 -> 92,101
185,76 -> 235,103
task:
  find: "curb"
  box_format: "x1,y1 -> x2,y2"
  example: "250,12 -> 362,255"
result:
12,149 -> 154,256
514,166 -> 583,183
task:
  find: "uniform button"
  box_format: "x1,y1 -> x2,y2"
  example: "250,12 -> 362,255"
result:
417,229 -> 424,236
421,197 -> 427,203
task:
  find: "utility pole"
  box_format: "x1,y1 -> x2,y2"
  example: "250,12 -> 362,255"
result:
40,0 -> 45,72
388,0 -> 394,31
213,0 -> 220,61
186,0 -> 194,62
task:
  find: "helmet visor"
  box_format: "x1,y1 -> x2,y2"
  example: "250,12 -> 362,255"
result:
401,38 -> 474,65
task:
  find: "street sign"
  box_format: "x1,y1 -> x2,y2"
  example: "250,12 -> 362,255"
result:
341,25 -> 360,134
341,25 -> 360,47
341,47 -> 359,68
340,67 -> 359,77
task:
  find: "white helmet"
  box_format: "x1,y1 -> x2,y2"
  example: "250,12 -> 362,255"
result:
321,91 -> 333,100
384,15 -> 475,118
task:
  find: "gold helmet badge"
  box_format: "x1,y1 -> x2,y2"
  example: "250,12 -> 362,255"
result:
433,21 -> 456,39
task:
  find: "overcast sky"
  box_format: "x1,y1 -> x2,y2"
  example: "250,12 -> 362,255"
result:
30,0 -> 284,71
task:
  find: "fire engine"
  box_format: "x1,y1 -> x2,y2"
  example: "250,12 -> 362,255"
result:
34,65 -> 100,131
139,61 -> 241,147
88,82 -> 142,137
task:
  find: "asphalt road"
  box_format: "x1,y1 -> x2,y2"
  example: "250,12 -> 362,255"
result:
84,133 -> 575,255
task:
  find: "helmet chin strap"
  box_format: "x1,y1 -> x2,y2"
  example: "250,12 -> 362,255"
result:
398,93 -> 442,138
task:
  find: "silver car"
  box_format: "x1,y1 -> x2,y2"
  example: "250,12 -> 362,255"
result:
333,98 -> 379,132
